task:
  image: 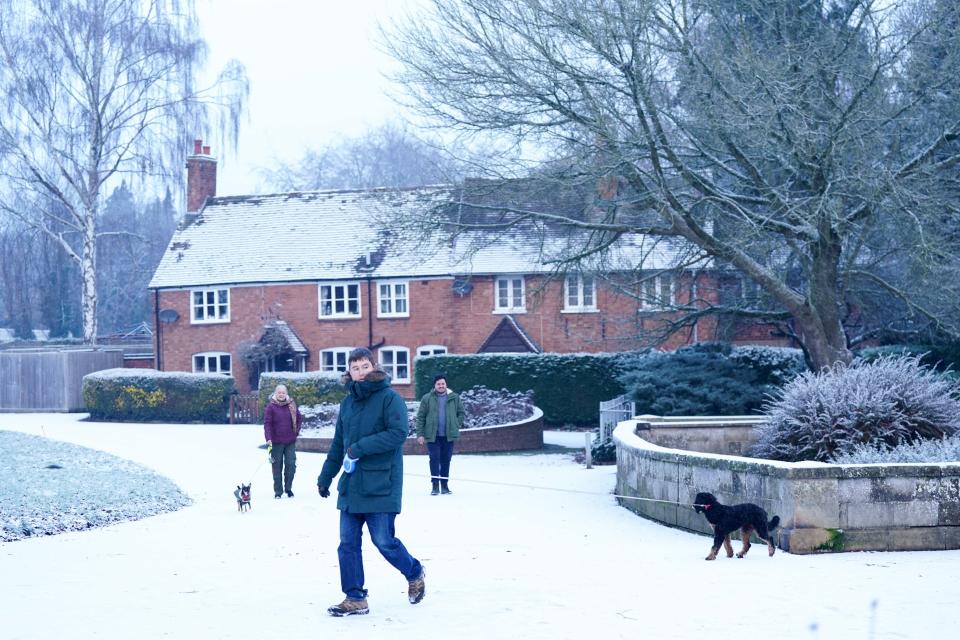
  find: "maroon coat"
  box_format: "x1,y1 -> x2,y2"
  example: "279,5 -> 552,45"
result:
263,401 -> 303,444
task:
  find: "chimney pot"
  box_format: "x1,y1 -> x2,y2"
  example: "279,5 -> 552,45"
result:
193,139 -> 202,154
202,145 -> 210,155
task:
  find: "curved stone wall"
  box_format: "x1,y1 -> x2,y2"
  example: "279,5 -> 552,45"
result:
614,417 -> 960,554
297,407 -> 544,455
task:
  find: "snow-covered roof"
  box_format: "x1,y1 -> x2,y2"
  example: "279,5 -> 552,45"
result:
149,185 -> 691,289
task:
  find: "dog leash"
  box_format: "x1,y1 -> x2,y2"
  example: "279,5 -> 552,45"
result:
407,472 -> 707,507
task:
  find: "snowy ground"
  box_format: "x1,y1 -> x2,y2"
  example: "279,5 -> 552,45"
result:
1,414 -> 958,639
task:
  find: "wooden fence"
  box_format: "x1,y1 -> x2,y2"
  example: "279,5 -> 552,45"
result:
0,348 -> 123,412
229,393 -> 262,424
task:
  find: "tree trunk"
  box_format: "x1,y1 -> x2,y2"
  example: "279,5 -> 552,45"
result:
796,223 -> 852,370
81,212 -> 98,343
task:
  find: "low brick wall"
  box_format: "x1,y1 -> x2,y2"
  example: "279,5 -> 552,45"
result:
614,416 -> 960,554
297,407 -> 544,454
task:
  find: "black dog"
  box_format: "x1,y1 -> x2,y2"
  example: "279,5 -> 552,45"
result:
693,492 -> 779,560
234,483 -> 251,512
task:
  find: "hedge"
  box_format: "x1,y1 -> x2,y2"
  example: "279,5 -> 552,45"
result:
258,371 -> 347,407
83,369 -> 234,423
413,344 -> 807,424
413,352 -> 638,425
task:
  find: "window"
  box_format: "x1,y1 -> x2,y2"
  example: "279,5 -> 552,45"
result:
319,348 -> 352,373
377,280 -> 409,318
318,282 -> 361,318
563,274 -> 597,312
640,274 -> 674,310
416,345 -> 448,358
379,347 -> 410,383
494,276 -> 525,312
191,287 -> 230,323
193,351 -> 232,374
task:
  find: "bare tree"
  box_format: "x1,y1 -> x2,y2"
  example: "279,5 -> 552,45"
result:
0,0 -> 246,342
259,121 -> 462,191
384,0 -> 960,369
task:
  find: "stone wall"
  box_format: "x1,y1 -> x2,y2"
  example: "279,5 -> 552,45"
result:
297,407 -> 544,454
614,417 -> 960,554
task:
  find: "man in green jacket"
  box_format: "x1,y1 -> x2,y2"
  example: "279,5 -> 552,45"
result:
416,373 -> 465,495
317,347 -> 425,617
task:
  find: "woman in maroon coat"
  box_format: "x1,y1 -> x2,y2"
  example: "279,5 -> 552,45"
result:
264,384 -> 303,498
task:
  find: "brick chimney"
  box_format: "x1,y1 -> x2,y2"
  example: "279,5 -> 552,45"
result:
185,138 -> 217,214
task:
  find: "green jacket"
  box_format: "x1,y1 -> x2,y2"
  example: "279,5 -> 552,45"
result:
415,389 -> 465,442
317,371 -> 408,514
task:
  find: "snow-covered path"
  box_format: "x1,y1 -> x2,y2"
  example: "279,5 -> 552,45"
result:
1,414 -> 958,639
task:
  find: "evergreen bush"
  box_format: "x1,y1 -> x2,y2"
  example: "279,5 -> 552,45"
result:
618,343 -> 806,416
83,369 -> 234,422
258,371 -> 346,407
413,352 -> 638,425
830,435 -> 960,464
753,355 -> 960,462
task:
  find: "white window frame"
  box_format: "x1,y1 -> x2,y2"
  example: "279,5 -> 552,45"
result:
319,347 -> 353,374
192,351 -> 232,375
379,347 -> 411,383
190,287 -> 230,324
377,279 -> 410,318
318,281 -> 362,319
416,344 -> 448,358
562,274 -> 598,312
639,273 -> 675,311
494,275 -> 526,313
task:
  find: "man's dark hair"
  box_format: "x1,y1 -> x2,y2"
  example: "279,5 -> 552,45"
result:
433,373 -> 447,383
349,347 -> 375,364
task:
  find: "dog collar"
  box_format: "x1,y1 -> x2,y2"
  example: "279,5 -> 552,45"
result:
701,504 -> 711,510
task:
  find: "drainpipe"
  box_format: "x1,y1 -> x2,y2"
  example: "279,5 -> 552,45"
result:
367,277 -> 373,349
153,289 -> 161,370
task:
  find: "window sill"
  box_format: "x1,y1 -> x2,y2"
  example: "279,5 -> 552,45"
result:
318,315 -> 363,321
190,319 -> 231,325
561,308 -> 599,314
492,308 -> 526,315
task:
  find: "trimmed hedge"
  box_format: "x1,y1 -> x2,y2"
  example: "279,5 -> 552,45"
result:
414,352 -> 638,425
83,369 -> 234,423
258,371 -> 347,407
413,345 -> 807,425
857,344 -> 960,375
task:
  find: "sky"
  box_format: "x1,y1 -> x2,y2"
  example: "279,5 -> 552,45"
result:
3,413 -> 960,639
195,0 -> 416,196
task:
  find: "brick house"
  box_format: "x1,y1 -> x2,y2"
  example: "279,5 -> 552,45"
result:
148,141 -> 789,396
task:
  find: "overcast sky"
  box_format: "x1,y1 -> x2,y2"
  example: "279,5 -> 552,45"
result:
196,0 -> 415,196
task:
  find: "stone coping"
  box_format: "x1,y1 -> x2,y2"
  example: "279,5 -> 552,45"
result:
614,418 -> 960,554
297,406 -> 544,454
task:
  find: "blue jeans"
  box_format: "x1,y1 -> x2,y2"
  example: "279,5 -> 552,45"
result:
427,436 -> 455,485
338,511 -> 422,600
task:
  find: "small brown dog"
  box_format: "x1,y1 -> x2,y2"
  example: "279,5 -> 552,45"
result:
693,492 -> 779,560
234,484 -> 251,512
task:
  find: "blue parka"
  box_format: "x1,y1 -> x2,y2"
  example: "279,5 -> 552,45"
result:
317,370 -> 408,514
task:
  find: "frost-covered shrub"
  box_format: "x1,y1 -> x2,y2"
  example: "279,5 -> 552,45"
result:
258,371 -> 346,407
619,343 -> 805,416
83,369 -> 234,423
460,386 -> 534,427
753,355 -> 960,462
830,435 -> 960,464
591,434 -> 617,464
857,344 -> 960,376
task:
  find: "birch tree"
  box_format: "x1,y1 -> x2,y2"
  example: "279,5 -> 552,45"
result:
0,0 -> 246,342
384,0 -> 960,369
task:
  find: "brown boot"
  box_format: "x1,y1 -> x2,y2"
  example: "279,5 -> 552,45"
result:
327,597 -> 369,617
408,569 -> 426,604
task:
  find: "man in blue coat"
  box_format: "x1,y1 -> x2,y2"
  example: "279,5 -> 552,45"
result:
317,347 -> 425,617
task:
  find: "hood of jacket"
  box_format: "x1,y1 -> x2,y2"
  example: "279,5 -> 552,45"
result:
342,369 -> 391,401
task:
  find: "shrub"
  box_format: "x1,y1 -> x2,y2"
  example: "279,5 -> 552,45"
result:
258,371 -> 346,407
413,352 -> 639,425
459,386 -> 534,427
752,355 -> 960,462
83,369 -> 234,422
619,343 -> 806,416
857,344 -> 960,376
830,435 -> 960,464
591,434 -> 617,464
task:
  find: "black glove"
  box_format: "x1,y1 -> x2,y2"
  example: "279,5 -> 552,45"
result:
318,485 -> 330,498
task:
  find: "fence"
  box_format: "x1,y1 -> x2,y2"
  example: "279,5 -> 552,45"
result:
0,348 -> 123,412
599,393 -> 635,442
229,393 -> 262,424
